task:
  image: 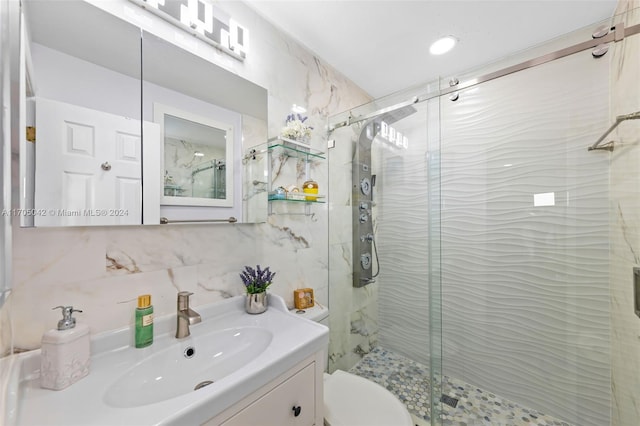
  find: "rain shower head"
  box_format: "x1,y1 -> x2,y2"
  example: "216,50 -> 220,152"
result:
376,104 -> 417,125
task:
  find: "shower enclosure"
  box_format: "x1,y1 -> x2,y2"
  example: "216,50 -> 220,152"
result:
328,6 -> 639,426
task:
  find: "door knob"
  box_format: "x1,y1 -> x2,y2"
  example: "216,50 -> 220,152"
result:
101,162 -> 112,171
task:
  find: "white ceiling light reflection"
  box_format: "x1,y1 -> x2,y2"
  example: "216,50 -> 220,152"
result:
429,36 -> 457,55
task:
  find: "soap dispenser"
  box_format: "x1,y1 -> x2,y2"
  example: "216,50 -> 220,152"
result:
40,306 -> 90,390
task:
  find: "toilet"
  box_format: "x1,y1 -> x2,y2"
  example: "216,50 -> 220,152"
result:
292,304 -> 413,426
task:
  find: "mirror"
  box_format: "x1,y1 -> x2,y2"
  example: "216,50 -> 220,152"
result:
19,0 -> 268,226
21,0 -> 143,227
156,104 -> 234,206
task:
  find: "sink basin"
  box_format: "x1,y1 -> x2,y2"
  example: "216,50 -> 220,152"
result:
104,326 -> 273,407
4,294 -> 328,426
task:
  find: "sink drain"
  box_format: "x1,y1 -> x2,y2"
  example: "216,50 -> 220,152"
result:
184,346 -> 195,358
194,380 -> 214,391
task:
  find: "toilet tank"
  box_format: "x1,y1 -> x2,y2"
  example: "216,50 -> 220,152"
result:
291,303 -> 329,326
290,303 -> 330,373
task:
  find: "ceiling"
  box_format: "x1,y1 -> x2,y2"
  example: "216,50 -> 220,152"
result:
244,0 -> 619,99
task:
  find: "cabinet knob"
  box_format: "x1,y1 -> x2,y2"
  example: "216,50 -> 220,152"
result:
292,405 -> 302,417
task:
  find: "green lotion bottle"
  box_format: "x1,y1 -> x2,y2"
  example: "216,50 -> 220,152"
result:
135,294 -> 154,348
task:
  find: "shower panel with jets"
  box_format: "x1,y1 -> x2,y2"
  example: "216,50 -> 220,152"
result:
352,105 -> 417,288
352,122 -> 376,287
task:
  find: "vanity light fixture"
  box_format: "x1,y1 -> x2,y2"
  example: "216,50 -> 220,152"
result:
430,35 -> 457,55
128,0 -> 249,60
180,0 -> 213,35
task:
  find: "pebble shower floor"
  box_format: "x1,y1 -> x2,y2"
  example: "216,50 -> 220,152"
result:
348,347 -> 573,426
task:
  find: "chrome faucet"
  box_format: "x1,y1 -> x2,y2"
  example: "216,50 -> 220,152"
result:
176,291 -> 201,338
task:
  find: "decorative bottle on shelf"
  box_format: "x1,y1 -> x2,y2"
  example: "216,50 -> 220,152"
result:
40,306 -> 90,390
135,294 -> 154,348
303,179 -> 318,201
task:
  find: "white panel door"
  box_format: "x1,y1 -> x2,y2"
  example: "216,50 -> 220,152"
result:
35,98 -> 141,226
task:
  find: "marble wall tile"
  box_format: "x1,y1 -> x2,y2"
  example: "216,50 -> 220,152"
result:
609,2 -> 640,425
327,118 -> 386,373
2,0 -> 371,354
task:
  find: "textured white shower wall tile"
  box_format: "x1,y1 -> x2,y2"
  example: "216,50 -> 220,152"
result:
436,48 -> 611,426
4,0 -> 371,354
374,100 -> 432,368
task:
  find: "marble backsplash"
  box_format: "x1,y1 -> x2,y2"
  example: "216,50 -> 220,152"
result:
1,0 -> 371,354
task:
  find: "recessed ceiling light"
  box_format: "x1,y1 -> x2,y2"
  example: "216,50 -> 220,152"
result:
430,36 -> 457,55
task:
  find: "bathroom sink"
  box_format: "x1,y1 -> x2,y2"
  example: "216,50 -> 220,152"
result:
104,326 -> 273,407
4,294 -> 329,426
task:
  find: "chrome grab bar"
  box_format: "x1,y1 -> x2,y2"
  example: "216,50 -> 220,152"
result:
589,111 -> 640,151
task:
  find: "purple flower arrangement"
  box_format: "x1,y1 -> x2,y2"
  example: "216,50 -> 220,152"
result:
285,113 -> 311,125
240,265 -> 276,294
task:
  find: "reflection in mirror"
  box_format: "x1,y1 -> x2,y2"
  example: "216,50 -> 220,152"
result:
165,116 -> 226,199
156,104 -> 234,207
20,0 -> 147,227
142,30 -> 267,223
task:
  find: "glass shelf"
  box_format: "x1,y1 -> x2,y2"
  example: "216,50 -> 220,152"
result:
268,193 -> 325,203
268,198 -> 326,204
265,137 -> 325,216
268,137 -> 325,160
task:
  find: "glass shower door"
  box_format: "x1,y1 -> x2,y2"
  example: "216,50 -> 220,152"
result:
437,44 -> 611,426
327,94 -> 444,425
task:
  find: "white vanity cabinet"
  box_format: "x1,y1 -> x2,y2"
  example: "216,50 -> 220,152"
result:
205,354 -> 324,426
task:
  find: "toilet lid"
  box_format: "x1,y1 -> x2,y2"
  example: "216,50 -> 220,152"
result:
324,370 -> 413,426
